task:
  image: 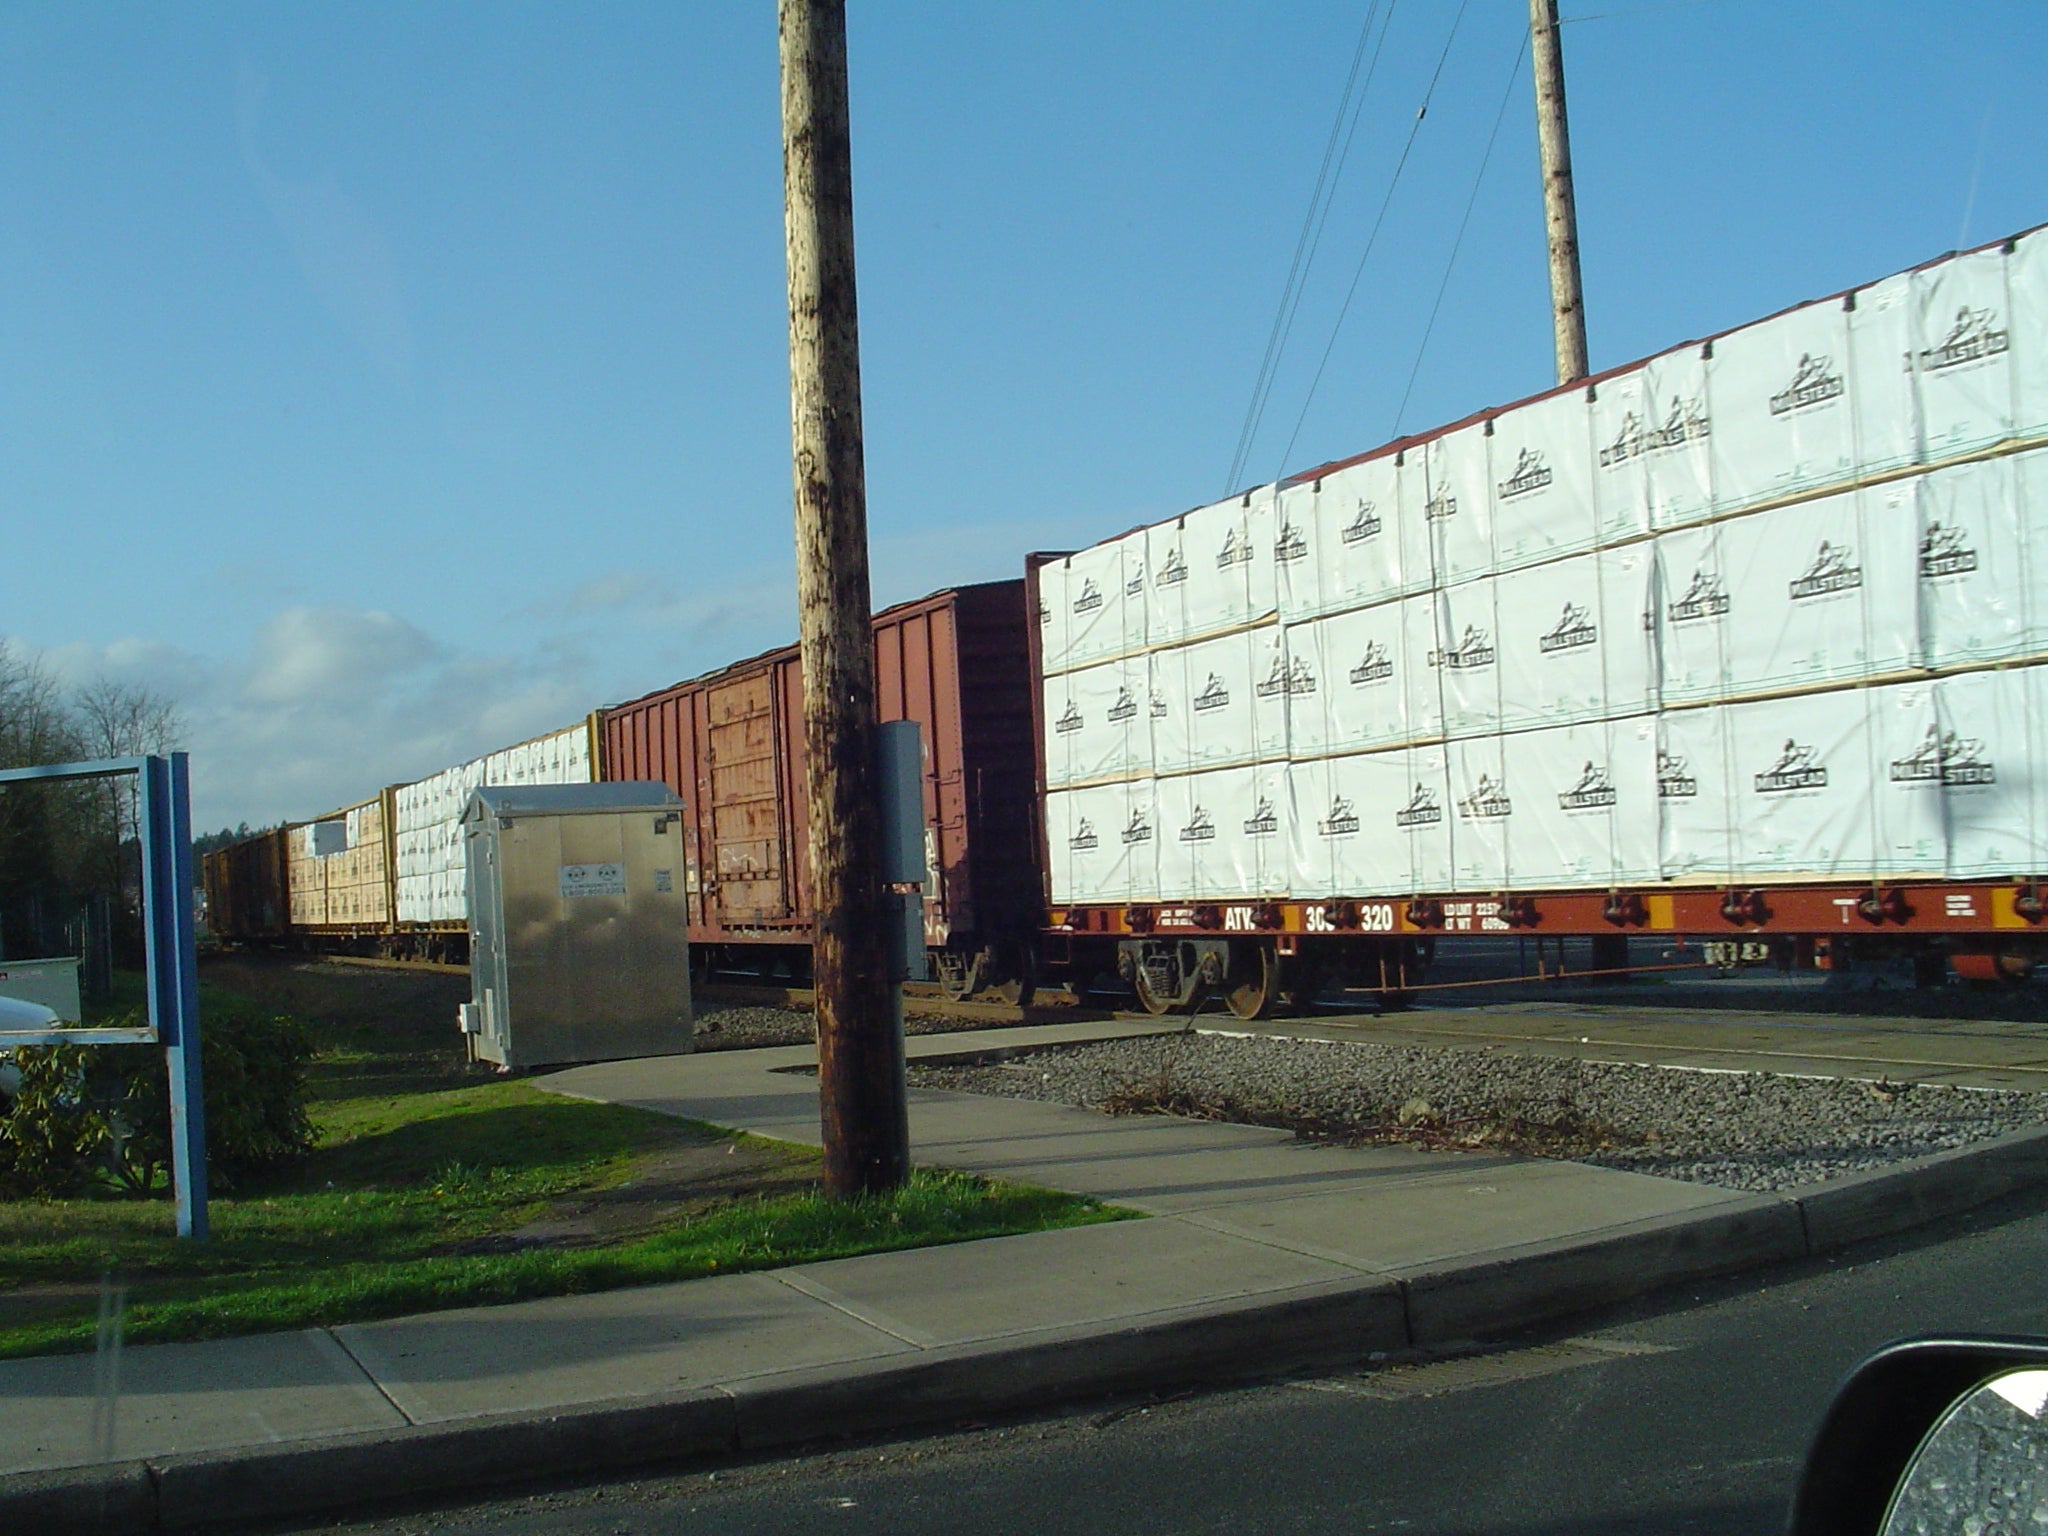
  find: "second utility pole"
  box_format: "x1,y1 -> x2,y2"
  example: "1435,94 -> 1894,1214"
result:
1530,0 -> 1589,384
779,0 -> 909,1196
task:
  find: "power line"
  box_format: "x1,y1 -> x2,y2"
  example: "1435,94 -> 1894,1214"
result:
1225,1 -> 1396,496
1392,27 -> 1529,436
1274,0 -> 1472,481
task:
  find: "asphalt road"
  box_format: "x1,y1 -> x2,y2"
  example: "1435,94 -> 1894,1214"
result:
278,1184 -> 2048,1536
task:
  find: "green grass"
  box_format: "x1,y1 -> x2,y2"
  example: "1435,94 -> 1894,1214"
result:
0,965 -> 1125,1358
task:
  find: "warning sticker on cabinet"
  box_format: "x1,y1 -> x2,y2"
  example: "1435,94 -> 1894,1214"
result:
559,862 -> 626,899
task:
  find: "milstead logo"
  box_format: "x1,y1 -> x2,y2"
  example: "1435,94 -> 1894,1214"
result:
1179,806 -> 1217,843
1069,817 -> 1099,851
1657,750 -> 1698,798
1394,783 -> 1442,828
1193,673 -> 1231,712
1341,499 -> 1383,544
1921,521 -> 1979,578
1121,809 -> 1153,846
1424,487 -> 1458,522
1054,701 -> 1083,735
1156,547 -> 1189,587
1558,761 -> 1619,811
1037,598 -> 1050,627
1755,739 -> 1828,793
1889,725 -> 1997,787
1769,352 -> 1846,415
1431,626 -> 1496,671
1217,528 -> 1253,569
1667,569 -> 1731,624
1909,306 -> 2011,372
1125,561 -> 1146,598
1497,447 -> 1554,499
1318,794 -> 1361,837
1788,541 -> 1863,601
1457,774 -> 1513,820
1275,521 -> 1309,563
1106,687 -> 1138,724
1256,655 -> 1317,699
1243,797 -> 1279,836
1349,640 -> 1395,685
1598,395 -> 1711,468
1072,578 -> 1103,615
1149,690 -> 1169,720
1539,602 -> 1600,654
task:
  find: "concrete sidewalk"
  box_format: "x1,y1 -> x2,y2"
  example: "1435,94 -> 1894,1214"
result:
7,1015 -> 2048,1534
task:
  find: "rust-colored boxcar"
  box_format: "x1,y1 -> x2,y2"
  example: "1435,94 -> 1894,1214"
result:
201,826 -> 292,943
598,581 -> 1039,997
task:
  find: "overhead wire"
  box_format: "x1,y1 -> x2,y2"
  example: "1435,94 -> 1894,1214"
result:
1273,0 -> 1473,481
1224,0 -> 1397,497
1391,26 -> 1530,437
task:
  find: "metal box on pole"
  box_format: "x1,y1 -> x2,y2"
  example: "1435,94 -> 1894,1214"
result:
460,782 -> 693,1070
876,720 -> 929,982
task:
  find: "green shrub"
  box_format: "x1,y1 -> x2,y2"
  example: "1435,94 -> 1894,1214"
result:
0,996 -> 314,1197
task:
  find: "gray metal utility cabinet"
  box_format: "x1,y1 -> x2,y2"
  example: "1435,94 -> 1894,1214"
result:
460,782 -> 693,1070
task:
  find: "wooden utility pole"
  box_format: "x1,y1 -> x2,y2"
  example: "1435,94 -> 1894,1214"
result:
779,0 -> 909,1196
1530,0 -> 1589,384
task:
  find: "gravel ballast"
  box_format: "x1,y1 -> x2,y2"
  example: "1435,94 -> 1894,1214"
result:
906,1032 -> 2048,1193
689,997 -> 1058,1054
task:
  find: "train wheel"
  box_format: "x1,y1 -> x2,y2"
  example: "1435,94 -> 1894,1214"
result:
936,948 -> 980,1002
1373,989 -> 1417,1013
1130,958 -> 1178,1016
990,945 -> 1038,1008
1224,943 -> 1279,1022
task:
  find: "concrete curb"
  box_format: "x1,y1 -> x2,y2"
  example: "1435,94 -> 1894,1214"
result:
9,1125 -> 2048,1535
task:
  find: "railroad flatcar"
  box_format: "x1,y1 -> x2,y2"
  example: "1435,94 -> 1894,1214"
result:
1029,225 -> 2048,1019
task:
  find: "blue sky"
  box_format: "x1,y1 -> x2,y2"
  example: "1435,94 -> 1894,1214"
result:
4,1 -> 2045,831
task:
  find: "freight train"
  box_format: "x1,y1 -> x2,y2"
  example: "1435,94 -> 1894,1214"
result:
205,224 -> 2048,1017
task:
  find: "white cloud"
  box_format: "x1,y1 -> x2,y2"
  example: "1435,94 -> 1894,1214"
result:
34,608 -> 596,833
241,607 -> 440,707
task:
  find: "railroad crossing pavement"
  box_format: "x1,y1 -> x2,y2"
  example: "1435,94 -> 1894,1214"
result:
10,1012 -> 2048,1535
1241,998 -> 2048,1091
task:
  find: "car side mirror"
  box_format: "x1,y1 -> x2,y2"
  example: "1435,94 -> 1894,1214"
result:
1790,1337 -> 2048,1535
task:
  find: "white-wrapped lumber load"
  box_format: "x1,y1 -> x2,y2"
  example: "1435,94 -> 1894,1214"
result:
1038,228 -> 2048,910
1710,483 -> 1919,697
1287,591 -> 1441,757
1937,665 -> 2048,880
1707,293 -> 1859,510
1911,247 -> 2015,461
2013,229 -> 2048,442
1845,271 -> 1922,477
1156,764 -> 1288,900
1412,419 -> 1495,586
1493,545 -> 1654,731
1917,455 -> 2028,668
1300,450 -> 1427,616
1504,716 -> 1662,889
1430,576 -> 1501,739
1046,780 -> 1158,906
393,720 -> 594,926
1488,385 -> 1600,573
1289,746 -> 1455,899
1175,488 -> 1278,640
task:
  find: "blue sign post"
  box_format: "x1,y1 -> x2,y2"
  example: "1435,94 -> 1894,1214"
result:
0,753 -> 207,1239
